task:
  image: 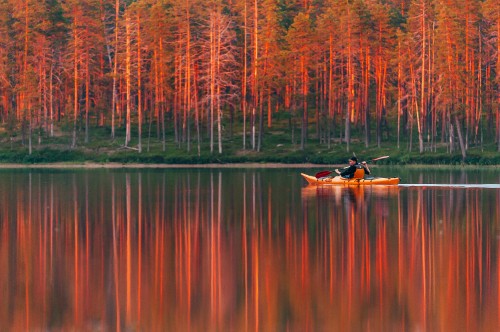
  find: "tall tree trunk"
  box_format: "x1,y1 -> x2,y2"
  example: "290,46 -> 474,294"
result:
209,14 -> 215,153
300,56 -> 307,150
363,44 -> 370,148
454,115 -> 467,160
23,0 -> 30,153
137,11 -> 142,153
125,11 -> 131,146
174,51 -> 180,146
194,62 -> 200,156
85,31 -> 90,144
160,41 -> 166,152
216,10 -> 223,154
242,0 -> 247,150
417,0 -> 425,153
257,92 -> 263,152
345,4 -> 353,152
185,0 -> 192,152
397,37 -> 402,149
449,119 -> 454,153
29,101 -> 32,154
154,47 -> 159,140
267,91 -> 272,128
50,60 -> 54,137
111,0 -> 119,139
252,0 -> 258,150
497,14 -> 500,152
72,18 -> 79,149
328,33 -> 333,149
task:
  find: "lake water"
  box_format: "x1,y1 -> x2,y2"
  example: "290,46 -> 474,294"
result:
0,167 -> 499,331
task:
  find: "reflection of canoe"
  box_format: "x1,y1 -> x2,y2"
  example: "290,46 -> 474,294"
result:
301,173 -> 400,186
301,184 -> 400,199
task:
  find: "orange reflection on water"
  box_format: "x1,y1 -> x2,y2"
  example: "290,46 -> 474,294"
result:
0,172 -> 499,331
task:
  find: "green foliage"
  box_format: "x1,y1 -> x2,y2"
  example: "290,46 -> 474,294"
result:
0,113 -> 497,165
0,141 -> 496,165
0,148 -> 87,163
389,6 -> 406,29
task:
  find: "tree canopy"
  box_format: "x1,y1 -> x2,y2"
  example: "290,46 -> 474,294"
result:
0,0 -> 498,156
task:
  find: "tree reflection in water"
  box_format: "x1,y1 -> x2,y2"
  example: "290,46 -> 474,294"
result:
0,170 -> 498,331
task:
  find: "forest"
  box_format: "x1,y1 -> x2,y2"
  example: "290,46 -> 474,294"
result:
0,0 -> 498,161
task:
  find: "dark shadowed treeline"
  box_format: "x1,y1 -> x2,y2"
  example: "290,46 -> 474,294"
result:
0,0 -> 498,155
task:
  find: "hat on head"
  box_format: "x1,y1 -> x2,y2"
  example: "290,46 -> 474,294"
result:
350,156 -> 358,163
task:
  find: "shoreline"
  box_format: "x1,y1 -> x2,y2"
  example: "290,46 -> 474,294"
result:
0,162 -> 330,169
0,162 -> 496,169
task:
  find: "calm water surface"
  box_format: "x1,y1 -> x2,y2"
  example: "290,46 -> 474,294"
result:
0,167 -> 499,331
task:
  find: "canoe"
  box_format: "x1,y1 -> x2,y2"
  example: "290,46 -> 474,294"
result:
301,173 -> 400,186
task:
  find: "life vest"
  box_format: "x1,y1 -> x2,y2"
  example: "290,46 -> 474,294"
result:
353,165 -> 365,179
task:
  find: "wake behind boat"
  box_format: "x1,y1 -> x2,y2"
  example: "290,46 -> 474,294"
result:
301,173 -> 400,186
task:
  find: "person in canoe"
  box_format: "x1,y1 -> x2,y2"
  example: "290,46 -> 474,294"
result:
334,156 -> 371,179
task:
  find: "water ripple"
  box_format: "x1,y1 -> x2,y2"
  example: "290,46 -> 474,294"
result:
399,183 -> 500,189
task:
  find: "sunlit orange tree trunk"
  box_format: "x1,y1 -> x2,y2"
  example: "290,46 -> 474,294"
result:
317,5 -> 341,149
368,1 -> 394,148
128,2 -> 147,153
110,0 -> 120,140
407,0 -> 436,153
124,9 -> 131,147
257,0 -> 282,151
63,0 -> 93,149
12,0 -> 48,153
333,0 -> 362,152
251,0 -> 259,150
286,12 -> 314,150
240,0 -> 248,149
482,0 -> 500,151
0,2 -> 13,125
148,2 -> 172,151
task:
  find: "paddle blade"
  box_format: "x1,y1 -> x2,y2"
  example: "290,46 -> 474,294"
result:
315,170 -> 332,178
371,155 -> 389,161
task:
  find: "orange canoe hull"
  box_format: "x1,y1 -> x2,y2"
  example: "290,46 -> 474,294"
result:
301,173 -> 400,186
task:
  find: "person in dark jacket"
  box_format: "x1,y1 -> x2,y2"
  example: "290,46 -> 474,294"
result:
335,156 -> 371,179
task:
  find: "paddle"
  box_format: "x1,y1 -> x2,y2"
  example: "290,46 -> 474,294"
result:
371,155 -> 389,161
315,170 -> 333,178
314,155 -> 390,178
